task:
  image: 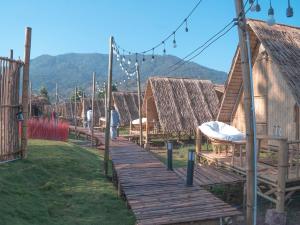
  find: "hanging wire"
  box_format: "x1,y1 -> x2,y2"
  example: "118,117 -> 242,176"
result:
114,0 -> 204,55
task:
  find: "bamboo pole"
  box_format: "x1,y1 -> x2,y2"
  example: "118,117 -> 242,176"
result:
91,72 -> 95,147
74,86 -> 77,137
55,83 -> 58,113
234,1 -> 257,225
104,36 -> 114,177
29,81 -> 32,118
277,138 -> 288,213
136,64 -> 143,147
21,27 -> 32,159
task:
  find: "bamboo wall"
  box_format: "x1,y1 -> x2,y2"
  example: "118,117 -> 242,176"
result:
231,45 -> 299,140
0,58 -> 23,161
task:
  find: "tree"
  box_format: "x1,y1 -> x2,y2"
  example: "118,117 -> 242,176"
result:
39,86 -> 49,101
70,88 -> 84,102
97,83 -> 118,99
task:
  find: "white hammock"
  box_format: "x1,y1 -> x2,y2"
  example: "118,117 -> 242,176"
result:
199,121 -> 245,143
132,117 -> 147,125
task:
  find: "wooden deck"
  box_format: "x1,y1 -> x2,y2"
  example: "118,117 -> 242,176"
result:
70,126 -> 241,224
111,141 -> 241,224
174,165 -> 244,187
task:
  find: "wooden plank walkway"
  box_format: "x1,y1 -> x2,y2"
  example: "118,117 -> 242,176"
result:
70,126 -> 241,224
174,166 -> 245,187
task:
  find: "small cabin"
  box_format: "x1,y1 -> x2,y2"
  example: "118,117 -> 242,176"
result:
218,19 -> 300,141
142,77 -> 220,139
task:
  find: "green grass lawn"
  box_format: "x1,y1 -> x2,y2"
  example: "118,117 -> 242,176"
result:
151,144 -> 212,168
0,139 -> 135,225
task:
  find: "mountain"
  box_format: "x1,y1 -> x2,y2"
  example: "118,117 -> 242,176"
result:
30,53 -> 227,99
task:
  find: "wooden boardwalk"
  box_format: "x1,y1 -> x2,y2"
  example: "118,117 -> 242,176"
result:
70,126 -> 241,224
174,166 -> 244,187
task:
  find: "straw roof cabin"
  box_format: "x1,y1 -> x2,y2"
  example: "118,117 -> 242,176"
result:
218,19 -> 300,141
112,91 -> 142,126
143,77 -> 220,134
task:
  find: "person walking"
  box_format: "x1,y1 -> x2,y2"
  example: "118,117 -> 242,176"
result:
110,106 -> 120,140
86,107 -> 92,132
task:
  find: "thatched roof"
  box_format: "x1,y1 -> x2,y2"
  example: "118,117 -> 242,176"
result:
218,19 -> 300,123
143,77 -> 219,133
113,92 -> 142,126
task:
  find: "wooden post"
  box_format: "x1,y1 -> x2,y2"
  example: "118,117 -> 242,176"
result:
195,127 -> 202,163
234,1 -> 257,225
29,81 -> 32,118
10,49 -> 13,59
136,64 -> 143,147
91,72 -> 96,147
21,27 -> 32,159
277,138 -> 288,213
55,83 -> 58,113
145,98 -> 149,147
74,86 -> 77,137
104,36 -> 114,177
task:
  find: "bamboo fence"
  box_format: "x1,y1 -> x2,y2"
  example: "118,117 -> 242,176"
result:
0,58 -> 24,162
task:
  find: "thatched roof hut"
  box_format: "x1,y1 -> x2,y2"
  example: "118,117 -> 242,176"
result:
143,77 -> 219,134
112,92 -> 142,126
218,19 -> 300,140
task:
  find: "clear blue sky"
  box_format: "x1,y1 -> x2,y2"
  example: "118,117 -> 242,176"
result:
0,0 -> 299,72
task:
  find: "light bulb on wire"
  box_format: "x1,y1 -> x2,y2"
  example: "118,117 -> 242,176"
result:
249,0 -> 255,12
185,19 -> 189,32
267,0 -> 275,26
142,54 -> 145,63
128,52 -> 131,65
151,48 -> 155,62
162,41 -> 166,55
286,0 -> 293,17
255,0 -> 261,12
173,32 -> 177,48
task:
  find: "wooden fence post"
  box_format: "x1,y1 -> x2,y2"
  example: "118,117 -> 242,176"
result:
21,27 -> 32,159
91,72 -> 95,146
276,138 -> 288,213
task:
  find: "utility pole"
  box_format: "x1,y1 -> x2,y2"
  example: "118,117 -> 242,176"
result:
91,72 -> 96,147
234,1 -> 257,225
136,64 -> 143,147
104,36 -> 114,177
21,27 -> 32,159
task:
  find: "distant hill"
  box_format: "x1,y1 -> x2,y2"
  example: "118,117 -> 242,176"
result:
30,53 -> 227,99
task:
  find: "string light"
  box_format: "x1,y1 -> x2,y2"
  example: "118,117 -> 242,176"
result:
173,32 -> 177,48
267,0 -> 275,26
249,0 -> 256,12
255,0 -> 261,12
135,53 -> 138,66
162,41 -> 166,55
185,19 -> 189,32
142,54 -> 145,62
128,52 -> 132,65
151,48 -> 155,61
286,0 -> 293,17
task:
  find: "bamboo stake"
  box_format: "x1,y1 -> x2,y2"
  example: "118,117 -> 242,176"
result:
21,27 -> 32,159
104,36 -> 114,177
91,72 -> 95,147
234,1 -> 257,225
136,64 -> 143,147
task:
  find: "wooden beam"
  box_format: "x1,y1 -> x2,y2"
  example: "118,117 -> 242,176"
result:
91,72 -> 96,147
21,27 -> 32,159
104,36 -> 114,177
136,64 -> 143,147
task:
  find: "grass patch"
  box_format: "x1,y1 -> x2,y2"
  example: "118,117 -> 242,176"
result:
0,139 -> 135,225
